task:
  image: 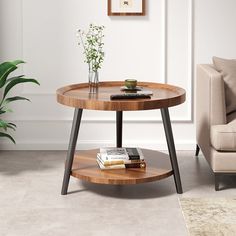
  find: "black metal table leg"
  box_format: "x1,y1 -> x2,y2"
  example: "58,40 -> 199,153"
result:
61,108 -> 83,195
116,111 -> 123,148
195,144 -> 200,156
161,108 -> 183,194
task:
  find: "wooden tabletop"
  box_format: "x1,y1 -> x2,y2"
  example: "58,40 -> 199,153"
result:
57,81 -> 186,111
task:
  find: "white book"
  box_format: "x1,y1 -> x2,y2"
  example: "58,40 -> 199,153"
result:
96,159 -> 125,170
97,153 -> 145,166
99,147 -> 145,164
99,147 -> 129,160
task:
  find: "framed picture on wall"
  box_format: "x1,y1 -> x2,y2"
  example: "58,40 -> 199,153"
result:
108,0 -> 145,16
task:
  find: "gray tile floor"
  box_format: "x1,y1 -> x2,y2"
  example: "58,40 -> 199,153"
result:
0,150 -> 236,236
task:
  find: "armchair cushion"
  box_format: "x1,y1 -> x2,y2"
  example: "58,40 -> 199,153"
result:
213,56 -> 236,114
211,112 -> 236,151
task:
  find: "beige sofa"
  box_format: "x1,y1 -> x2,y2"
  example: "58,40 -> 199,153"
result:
196,64 -> 236,190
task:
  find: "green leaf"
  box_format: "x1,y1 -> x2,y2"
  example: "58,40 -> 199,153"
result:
0,60 -> 25,88
3,78 -> 40,99
0,120 -> 8,130
4,96 -> 30,105
12,60 -> 25,65
0,110 -> 6,115
0,120 -> 16,131
0,62 -> 17,88
6,123 -> 16,131
0,107 -> 13,113
6,75 -> 24,84
8,122 -> 17,128
0,132 -> 15,144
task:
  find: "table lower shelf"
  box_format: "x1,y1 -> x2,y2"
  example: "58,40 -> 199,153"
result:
71,149 -> 173,185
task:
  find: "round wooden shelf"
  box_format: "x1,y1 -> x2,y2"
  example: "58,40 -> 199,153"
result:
57,81 -> 186,111
71,149 -> 173,185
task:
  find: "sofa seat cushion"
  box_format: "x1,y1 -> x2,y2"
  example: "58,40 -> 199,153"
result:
211,113 -> 236,151
211,125 -> 236,151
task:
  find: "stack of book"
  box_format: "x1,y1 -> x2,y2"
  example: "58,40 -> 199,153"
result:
97,147 -> 146,170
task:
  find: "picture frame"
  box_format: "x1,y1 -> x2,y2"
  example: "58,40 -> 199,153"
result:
108,0 -> 145,16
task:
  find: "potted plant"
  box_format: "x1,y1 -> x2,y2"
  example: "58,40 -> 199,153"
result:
0,60 -> 39,143
77,24 -> 105,93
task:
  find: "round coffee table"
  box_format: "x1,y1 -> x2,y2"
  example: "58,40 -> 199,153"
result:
57,81 -> 186,195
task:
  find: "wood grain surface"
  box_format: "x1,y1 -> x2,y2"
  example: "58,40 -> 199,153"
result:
57,81 -> 186,111
71,149 -> 173,185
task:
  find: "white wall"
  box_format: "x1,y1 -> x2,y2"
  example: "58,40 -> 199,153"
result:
0,0 -> 236,150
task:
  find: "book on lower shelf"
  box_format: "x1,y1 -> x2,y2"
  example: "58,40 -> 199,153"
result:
97,147 -> 146,170
97,159 -> 125,170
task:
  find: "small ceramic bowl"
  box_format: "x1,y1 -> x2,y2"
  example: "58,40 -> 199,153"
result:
124,79 -> 137,89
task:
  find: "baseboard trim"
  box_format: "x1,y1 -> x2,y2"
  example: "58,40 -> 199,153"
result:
0,140 -> 196,151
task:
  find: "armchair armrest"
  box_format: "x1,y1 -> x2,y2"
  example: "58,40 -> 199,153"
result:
196,64 -> 226,126
196,64 -> 226,154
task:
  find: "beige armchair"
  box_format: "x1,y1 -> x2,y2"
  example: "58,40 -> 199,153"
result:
196,64 -> 236,190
